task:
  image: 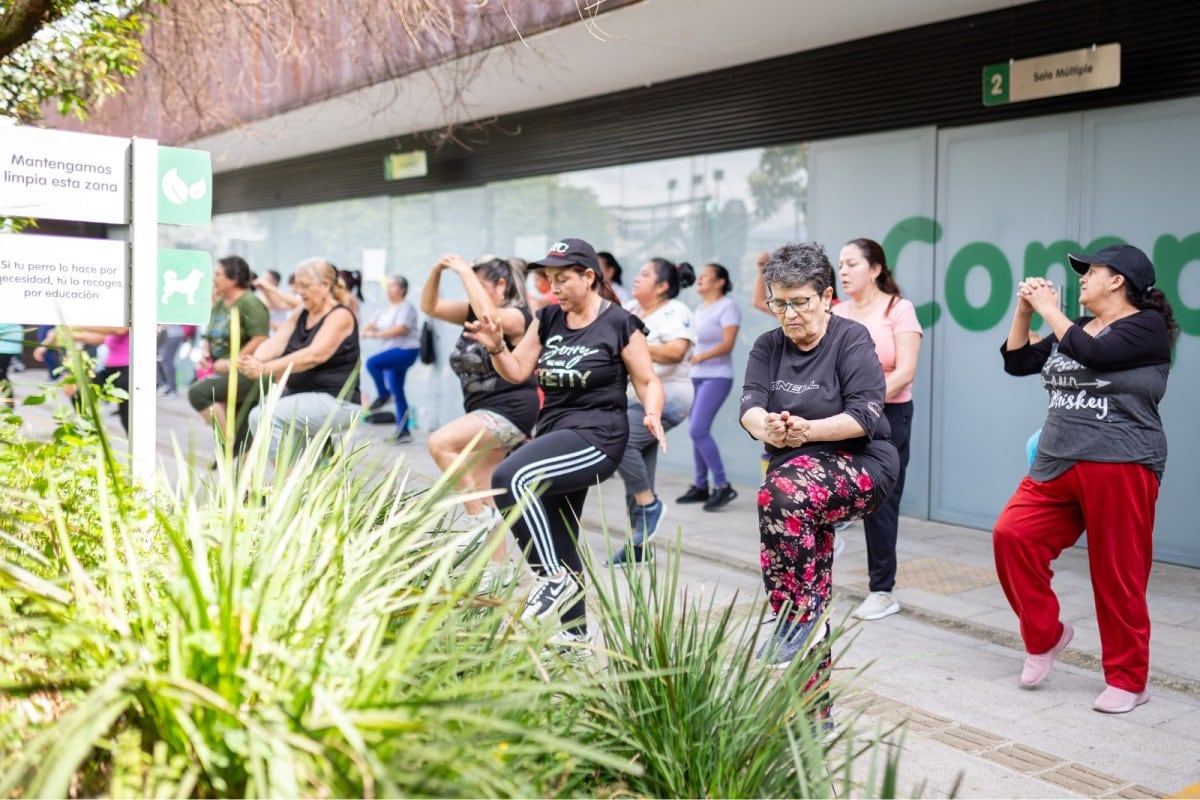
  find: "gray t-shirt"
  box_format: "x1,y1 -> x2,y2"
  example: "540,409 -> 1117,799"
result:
1001,311 -> 1171,480
371,300 -> 419,350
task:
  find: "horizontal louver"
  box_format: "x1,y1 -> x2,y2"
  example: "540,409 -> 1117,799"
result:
215,0 -> 1200,213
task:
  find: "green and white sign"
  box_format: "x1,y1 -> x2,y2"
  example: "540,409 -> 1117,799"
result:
157,248 -> 212,324
157,146 -> 212,226
983,43 -> 1120,107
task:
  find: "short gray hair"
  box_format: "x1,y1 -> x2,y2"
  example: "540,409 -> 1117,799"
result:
762,242 -> 833,294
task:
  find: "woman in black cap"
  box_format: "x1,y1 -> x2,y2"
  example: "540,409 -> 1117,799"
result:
467,237 -> 665,645
994,243 -> 1178,714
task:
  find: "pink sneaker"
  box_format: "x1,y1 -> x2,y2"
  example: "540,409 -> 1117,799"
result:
1093,686 -> 1150,714
1020,623 -> 1074,688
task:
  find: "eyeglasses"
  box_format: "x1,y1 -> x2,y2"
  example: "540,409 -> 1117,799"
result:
767,294 -> 821,315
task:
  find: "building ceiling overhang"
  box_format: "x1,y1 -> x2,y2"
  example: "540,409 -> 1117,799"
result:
189,0 -> 1028,172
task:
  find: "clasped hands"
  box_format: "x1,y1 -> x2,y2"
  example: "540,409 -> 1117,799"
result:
1017,276 -> 1059,315
237,353 -> 268,379
763,409 -> 810,448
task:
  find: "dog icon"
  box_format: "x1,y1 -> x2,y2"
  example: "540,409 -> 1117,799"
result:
162,268 -> 204,305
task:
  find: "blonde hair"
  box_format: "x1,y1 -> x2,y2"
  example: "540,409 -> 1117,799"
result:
294,257 -> 350,306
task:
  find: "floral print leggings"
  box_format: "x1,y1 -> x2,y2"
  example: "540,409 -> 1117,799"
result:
758,449 -> 887,711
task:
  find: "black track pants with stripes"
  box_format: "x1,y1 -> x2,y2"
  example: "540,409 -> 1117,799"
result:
493,429 -> 618,630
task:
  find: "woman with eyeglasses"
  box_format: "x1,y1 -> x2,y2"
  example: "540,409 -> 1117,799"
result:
740,242 -> 898,725
833,238 -> 923,623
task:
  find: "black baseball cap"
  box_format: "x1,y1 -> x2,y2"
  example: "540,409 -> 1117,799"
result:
1068,244 -> 1156,292
530,238 -> 600,273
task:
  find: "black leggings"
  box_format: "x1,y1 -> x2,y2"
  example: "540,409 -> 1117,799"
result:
493,429 -> 618,630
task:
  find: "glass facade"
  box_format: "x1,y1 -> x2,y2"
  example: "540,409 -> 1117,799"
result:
161,143 -> 811,485
161,95 -> 1200,565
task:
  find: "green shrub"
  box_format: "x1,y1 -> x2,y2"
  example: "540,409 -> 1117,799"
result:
0,374 -> 907,798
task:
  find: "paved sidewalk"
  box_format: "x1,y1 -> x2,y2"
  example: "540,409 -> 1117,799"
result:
370,414 -> 1200,799
9,380 -> 1200,798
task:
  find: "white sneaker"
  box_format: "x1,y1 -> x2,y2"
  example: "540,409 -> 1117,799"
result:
450,507 -> 501,555
476,561 -> 520,595
521,573 -> 581,623
548,628 -> 594,659
852,591 -> 900,621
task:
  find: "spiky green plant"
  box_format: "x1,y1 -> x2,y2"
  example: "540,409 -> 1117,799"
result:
571,534 -> 905,799
0,349 -> 911,798
0,379 -> 626,797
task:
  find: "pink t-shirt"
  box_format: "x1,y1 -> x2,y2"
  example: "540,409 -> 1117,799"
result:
104,332 -> 130,368
832,296 -> 922,403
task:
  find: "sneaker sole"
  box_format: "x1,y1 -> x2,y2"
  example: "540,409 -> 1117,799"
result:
853,601 -> 900,621
702,493 -> 737,511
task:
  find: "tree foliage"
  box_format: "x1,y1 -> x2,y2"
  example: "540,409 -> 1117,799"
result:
747,143 -> 809,221
0,0 -> 155,122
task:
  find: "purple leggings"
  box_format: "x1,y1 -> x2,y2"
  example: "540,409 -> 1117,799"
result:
688,377 -> 733,487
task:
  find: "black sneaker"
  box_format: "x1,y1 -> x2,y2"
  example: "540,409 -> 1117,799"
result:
703,484 -> 738,511
676,484 -> 709,504
368,394 -> 391,412
521,573 -> 581,623
385,429 -> 413,445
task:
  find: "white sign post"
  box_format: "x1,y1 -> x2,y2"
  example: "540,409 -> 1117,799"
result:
129,139 -> 159,481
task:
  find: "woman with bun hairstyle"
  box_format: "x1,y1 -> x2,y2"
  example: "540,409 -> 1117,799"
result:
994,243 -> 1177,714
607,257 -> 697,566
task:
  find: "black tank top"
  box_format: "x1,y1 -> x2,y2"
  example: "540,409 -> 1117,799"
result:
283,305 -> 361,403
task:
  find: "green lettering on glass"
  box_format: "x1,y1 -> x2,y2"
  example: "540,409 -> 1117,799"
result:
882,215 -> 942,328
1153,232 -> 1200,336
945,242 -> 1012,331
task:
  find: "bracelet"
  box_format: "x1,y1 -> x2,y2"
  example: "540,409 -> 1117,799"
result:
487,344 -> 505,356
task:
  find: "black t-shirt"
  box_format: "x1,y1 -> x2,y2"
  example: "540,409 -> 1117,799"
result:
448,307 -> 539,436
282,305 -> 361,403
740,314 -> 889,471
535,301 -> 647,461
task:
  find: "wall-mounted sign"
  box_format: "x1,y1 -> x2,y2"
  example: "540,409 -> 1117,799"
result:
0,126 -> 131,224
0,232 -> 128,326
158,146 -> 212,226
384,150 -> 428,181
983,43 -> 1120,107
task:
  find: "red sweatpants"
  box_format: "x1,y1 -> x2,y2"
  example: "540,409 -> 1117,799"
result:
993,461 -> 1158,693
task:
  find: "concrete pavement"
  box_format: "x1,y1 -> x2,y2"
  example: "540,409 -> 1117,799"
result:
9,374 -> 1200,798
